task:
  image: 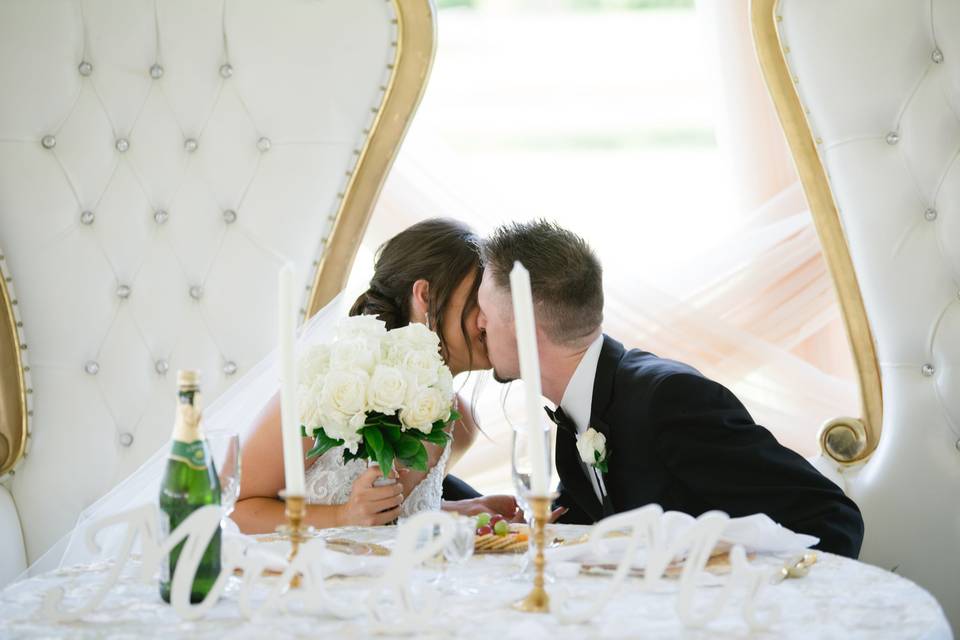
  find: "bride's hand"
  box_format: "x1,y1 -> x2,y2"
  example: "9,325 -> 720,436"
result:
337,467 -> 404,526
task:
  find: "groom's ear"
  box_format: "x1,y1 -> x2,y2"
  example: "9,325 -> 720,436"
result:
410,279 -> 430,319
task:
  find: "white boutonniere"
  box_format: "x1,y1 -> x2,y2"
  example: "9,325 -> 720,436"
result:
576,428 -> 609,473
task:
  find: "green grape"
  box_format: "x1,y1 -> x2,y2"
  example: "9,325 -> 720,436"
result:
475,512 -> 492,529
493,519 -> 509,536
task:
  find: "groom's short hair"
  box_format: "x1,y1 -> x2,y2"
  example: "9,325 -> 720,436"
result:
481,220 -> 603,345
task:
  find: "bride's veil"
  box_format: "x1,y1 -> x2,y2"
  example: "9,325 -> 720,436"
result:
20,292 -> 352,578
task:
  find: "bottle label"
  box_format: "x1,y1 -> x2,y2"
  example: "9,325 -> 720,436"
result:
169,440 -> 208,471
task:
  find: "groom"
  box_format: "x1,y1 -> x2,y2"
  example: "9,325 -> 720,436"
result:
476,220 -> 865,558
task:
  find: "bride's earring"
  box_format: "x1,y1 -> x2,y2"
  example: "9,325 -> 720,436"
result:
425,312 -> 431,329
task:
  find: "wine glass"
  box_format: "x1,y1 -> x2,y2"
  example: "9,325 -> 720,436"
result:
441,515 -> 477,594
422,514 -> 476,594
206,433 -> 241,530
511,419 -> 552,579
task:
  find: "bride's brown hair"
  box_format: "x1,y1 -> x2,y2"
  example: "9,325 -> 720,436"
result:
350,218 -> 482,368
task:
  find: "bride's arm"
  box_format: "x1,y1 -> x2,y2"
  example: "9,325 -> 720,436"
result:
233,393 -> 403,533
446,391 -> 479,472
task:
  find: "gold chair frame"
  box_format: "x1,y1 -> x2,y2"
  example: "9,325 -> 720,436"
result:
750,0 -> 882,465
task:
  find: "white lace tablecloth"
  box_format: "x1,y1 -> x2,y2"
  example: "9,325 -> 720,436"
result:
1,525 -> 952,639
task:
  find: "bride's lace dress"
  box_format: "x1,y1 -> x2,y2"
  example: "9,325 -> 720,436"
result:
304,440 -> 451,517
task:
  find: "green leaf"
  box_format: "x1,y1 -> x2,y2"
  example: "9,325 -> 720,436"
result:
396,434 -> 422,459
363,427 -> 396,478
414,446 -> 428,471
343,443 -> 367,463
396,434 -> 427,471
381,424 -> 402,444
363,427 -> 384,458
305,429 -> 344,460
447,409 -> 462,423
377,440 -> 395,478
424,427 -> 451,446
594,450 -> 608,474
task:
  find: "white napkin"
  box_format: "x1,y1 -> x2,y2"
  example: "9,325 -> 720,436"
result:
223,531 -> 390,577
546,511 -> 818,568
720,513 -> 819,553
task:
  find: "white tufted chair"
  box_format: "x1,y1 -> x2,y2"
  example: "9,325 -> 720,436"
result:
0,0 -> 435,586
753,0 -> 960,632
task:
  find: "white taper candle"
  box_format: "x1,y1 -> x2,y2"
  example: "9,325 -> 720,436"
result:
278,263 -> 305,496
509,261 -> 549,496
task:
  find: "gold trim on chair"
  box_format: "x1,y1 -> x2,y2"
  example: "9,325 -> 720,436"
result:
306,0 -> 437,316
0,257 -> 27,477
750,0 -> 882,465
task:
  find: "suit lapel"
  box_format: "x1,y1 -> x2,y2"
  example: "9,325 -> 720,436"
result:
589,335 -> 624,437
555,428 -> 602,521
587,335 -> 626,515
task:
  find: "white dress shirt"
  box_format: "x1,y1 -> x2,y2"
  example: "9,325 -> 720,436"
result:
559,333 -> 606,502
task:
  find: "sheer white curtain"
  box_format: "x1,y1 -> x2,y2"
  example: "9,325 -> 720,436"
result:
356,1 -> 858,494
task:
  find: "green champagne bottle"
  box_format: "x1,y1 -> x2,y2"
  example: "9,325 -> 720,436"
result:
158,369 -> 221,603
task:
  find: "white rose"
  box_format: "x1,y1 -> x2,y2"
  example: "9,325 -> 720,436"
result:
388,323 -> 441,352
380,333 -> 407,367
434,365 -> 455,399
349,411 -> 367,431
330,337 -> 378,374
367,365 -> 408,414
298,344 -> 331,387
337,315 -> 387,341
321,369 -> 369,417
317,407 -> 362,453
576,428 -> 607,467
298,378 -> 326,428
402,349 -> 443,387
400,386 -> 451,434
299,371 -> 366,453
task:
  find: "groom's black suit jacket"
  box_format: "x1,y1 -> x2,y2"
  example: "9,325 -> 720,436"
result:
553,335 -> 864,559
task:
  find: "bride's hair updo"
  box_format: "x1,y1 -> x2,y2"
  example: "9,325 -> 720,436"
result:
350,218 -> 482,364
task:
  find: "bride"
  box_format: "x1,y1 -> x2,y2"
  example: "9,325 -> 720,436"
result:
233,218 -> 520,532
35,218 -> 518,573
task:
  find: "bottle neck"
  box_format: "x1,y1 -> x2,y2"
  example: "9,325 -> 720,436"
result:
172,388 -> 203,443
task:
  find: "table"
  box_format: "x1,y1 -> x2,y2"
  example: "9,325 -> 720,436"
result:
0,525 -> 951,639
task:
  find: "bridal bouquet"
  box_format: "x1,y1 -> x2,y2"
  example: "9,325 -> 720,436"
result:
297,315 -> 458,477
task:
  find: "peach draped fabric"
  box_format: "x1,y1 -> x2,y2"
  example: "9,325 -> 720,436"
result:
353,1 -> 858,493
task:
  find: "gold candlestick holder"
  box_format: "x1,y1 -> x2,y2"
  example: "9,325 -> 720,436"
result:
513,494 -> 552,613
276,491 -> 314,588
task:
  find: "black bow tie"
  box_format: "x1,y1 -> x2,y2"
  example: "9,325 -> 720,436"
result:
544,405 -> 577,436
